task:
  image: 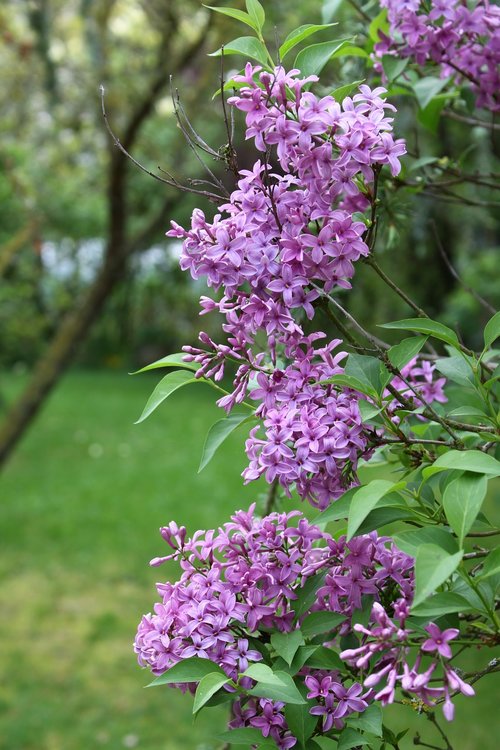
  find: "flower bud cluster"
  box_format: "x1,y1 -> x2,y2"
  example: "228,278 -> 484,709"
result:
376,0 -> 500,111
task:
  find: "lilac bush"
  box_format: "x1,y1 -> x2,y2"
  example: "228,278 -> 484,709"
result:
131,2 -> 500,749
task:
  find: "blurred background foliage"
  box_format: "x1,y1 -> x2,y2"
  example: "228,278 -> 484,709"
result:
0,0 -> 499,749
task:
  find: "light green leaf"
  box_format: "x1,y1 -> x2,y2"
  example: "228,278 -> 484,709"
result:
331,79 -> 365,101
424,450 -> 500,479
217,728 -> 272,745
318,373 -> 378,400
358,399 -> 384,421
279,24 -> 338,59
484,311 -> 500,349
413,76 -> 450,109
241,663 -> 284,686
434,355 -> 474,386
249,671 -> 307,704
418,96 -> 446,133
348,703 -> 383,737
193,672 -> 230,714
204,5 -> 259,32
393,527 -> 459,557
294,39 -> 350,78
478,546 -> 500,581
147,657 -> 226,687
271,630 -> 305,666
131,352 -> 200,375
209,37 -> 269,66
199,413 -> 253,472
382,55 -> 409,83
345,353 -> 387,396
347,480 -> 405,540
413,545 -> 463,608
301,611 -> 346,638
135,370 -> 198,424
338,727 -> 372,750
369,8 -> 389,42
245,0 -> 265,29
333,45 -> 369,59
379,318 -> 460,347
411,592 -> 474,618
387,336 -> 428,372
443,472 -> 488,546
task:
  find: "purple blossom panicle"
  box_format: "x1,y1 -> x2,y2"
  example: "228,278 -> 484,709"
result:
376,0 -> 500,112
167,66 -> 408,508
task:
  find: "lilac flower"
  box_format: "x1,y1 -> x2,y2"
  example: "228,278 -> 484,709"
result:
422,623 -> 459,658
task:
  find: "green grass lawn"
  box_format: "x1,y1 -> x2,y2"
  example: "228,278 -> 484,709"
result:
0,370 -> 498,750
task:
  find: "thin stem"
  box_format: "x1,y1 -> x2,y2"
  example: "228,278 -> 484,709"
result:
365,255 -> 427,317
466,529 -> 500,538
427,712 -> 453,750
265,479 -> 280,514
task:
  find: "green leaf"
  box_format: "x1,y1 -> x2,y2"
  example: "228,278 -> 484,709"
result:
379,318 -> 460,347
322,0 -> 344,23
424,450 -> 500,479
443,472 -> 488,546
249,671 -> 307,704
279,24 -> 338,59
245,0 -> 265,29
313,487 -> 357,526
387,336 -> 428,372
209,37 -> 269,66
347,480 -> 405,540
319,373 -> 378,400
348,703 -> 383,737
358,400 -> 384,421
193,672 -> 230,714
478,546 -> 500,581
204,5 -> 259,32
413,545 -> 463,608
331,80 -> 365,101
333,45 -> 369,59
393,527 -> 459,557
411,592 -> 474,618
271,630 -> 305,666
279,645 -> 319,676
418,96 -> 446,133
242,663 -> 284,686
434,355 -> 474,386
338,727 -> 373,750
131,352 -> 200,374
304,646 -> 343,670
294,39 -> 350,78
301,611 -> 346,638
135,370 -> 199,424
369,8 -> 389,43
356,505 -> 415,535
345,353 -> 387,397
285,691 -> 317,748
294,571 -> 328,618
217,728 -> 272,745
147,657 -> 225,687
412,76 -> 450,109
484,311 -> 500,349
382,55 -> 409,83
199,413 -> 252,472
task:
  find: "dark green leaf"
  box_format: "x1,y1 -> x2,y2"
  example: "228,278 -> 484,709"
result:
358,400 -> 384,421
313,487 -> 357,526
135,370 -> 199,424
338,727 -> 373,750
345,353 -> 386,396
412,76 -> 450,109
294,39 -> 350,78
147,657 -> 225,687
199,412 -> 253,472
204,5 -> 259,32
271,630 -> 305,666
301,611 -> 346,638
424,450 -> 500,478
217,727 -> 272,745
193,672 -> 230,713
484,311 -> 500,349
393,527 -> 459,557
478,546 -> 500,581
369,8 -> 389,43
285,689 -> 317,748
434,355 -> 474,386
279,24 -> 338,59
356,505 -> 415,535
304,646 -> 343,670
379,318 -> 460,347
294,572 -> 328,619
131,352 -> 199,374
246,0 -> 265,29
417,96 -> 447,133
443,472 -> 488,545
347,480 -> 405,540
209,37 -> 269,66
411,592 -> 474,618
319,373 -> 378,400
387,336 -> 428,372
413,545 -> 463,608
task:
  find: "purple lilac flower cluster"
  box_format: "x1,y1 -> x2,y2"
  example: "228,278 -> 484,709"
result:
169,66 -> 407,507
341,602 -> 474,721
375,0 -> 500,111
385,356 -> 447,420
